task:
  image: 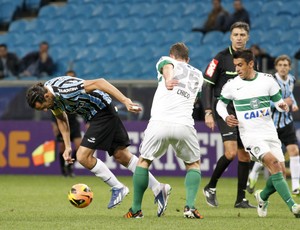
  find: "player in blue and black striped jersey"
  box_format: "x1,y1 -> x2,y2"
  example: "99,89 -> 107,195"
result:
26,76 -> 170,212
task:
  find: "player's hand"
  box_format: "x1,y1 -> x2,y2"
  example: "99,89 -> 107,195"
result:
124,98 -> 142,113
292,105 -> 299,112
279,102 -> 289,112
284,97 -> 293,106
205,113 -> 215,131
63,148 -> 74,164
165,79 -> 178,90
225,114 -> 239,127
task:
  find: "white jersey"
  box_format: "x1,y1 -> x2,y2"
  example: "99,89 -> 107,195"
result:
219,72 -> 282,139
150,56 -> 203,127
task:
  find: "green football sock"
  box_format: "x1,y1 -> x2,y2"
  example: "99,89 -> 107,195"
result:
260,176 -> 276,201
271,172 -> 295,210
131,166 -> 149,213
185,169 -> 201,208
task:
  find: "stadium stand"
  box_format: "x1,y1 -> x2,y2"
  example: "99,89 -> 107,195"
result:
0,0 -> 299,79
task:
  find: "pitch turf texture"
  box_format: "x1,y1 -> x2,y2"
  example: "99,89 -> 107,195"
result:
1,175 -> 299,230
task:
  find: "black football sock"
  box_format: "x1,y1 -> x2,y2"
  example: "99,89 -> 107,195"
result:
206,155 -> 232,188
59,152 -> 66,175
236,161 -> 250,203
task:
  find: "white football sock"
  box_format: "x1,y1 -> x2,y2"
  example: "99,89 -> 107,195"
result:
290,155 -> 300,191
127,154 -> 161,195
249,162 -> 264,181
90,158 -> 123,189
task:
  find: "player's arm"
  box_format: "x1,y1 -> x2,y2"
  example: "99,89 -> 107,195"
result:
84,78 -> 141,113
161,63 -> 178,90
216,99 -> 238,127
53,109 -> 73,163
270,81 -> 289,112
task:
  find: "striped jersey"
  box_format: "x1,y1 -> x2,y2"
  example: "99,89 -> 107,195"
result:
218,72 -> 282,139
151,56 -> 203,127
44,76 -> 112,121
271,73 -> 297,128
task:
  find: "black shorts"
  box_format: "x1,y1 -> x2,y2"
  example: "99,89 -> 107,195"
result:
214,99 -> 244,148
81,108 -> 130,156
277,122 -> 298,146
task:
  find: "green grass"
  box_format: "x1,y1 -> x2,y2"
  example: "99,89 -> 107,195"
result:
1,175 -> 299,230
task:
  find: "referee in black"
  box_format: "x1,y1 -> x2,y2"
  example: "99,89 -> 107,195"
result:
201,21 -> 255,208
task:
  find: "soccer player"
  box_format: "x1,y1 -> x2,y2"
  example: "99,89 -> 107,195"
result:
202,21 -> 254,208
124,43 -> 204,219
26,75 -> 171,211
216,49 -> 300,218
247,55 -> 300,195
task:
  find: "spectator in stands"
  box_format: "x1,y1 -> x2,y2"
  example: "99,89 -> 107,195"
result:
250,44 -> 274,72
227,0 -> 250,29
192,0 -> 230,33
20,41 -> 54,78
0,44 -> 20,79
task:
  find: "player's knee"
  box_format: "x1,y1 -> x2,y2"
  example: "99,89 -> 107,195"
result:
224,150 -> 237,160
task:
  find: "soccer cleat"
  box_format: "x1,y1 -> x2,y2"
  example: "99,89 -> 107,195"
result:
292,204 -> 300,218
124,208 -> 144,218
292,188 -> 300,196
203,186 -> 218,207
246,178 -> 257,194
234,199 -> 256,208
107,185 -> 129,209
154,183 -> 172,217
254,190 -> 269,217
183,206 -> 204,219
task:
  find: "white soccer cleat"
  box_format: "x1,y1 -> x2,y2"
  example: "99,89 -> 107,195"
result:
107,185 -> 129,209
292,204 -> 300,218
154,183 -> 172,217
254,190 -> 269,217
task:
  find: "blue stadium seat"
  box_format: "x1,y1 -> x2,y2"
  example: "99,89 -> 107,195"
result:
290,16 -> 300,30
248,29 -> 264,46
0,2 -> 17,24
261,1 -> 283,15
182,32 -> 203,47
259,29 -> 282,46
8,19 -> 27,33
24,0 -> 42,11
243,1 -> 263,18
279,30 -> 300,45
268,15 -> 292,31
251,15 -> 272,30
202,31 -> 224,46
277,1 -> 300,16
268,44 -> 293,58
38,5 -> 66,20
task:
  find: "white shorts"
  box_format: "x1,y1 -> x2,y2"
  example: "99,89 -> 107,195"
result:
139,121 -> 201,163
243,137 -> 284,163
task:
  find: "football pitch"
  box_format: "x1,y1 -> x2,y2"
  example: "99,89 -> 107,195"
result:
1,175 -> 299,230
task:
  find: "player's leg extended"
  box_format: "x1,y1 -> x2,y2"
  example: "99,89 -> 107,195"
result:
263,153 -> 299,213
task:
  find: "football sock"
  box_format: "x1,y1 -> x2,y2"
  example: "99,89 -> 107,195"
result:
236,161 -> 249,202
185,169 -> 201,208
132,166 -> 149,213
271,172 -> 295,210
290,155 -> 300,190
58,152 -> 66,175
126,155 -> 161,195
260,176 -> 276,201
248,162 -> 264,183
207,155 -> 232,188
90,158 -> 123,189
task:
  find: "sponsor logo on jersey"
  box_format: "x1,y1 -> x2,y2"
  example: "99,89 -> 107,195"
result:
58,87 -> 78,93
244,108 -> 270,119
205,59 -> 218,77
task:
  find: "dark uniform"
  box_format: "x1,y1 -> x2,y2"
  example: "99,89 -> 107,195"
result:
203,46 -> 243,146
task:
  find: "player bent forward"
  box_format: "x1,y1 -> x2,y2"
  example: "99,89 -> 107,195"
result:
26,76 -> 171,213
216,49 -> 300,218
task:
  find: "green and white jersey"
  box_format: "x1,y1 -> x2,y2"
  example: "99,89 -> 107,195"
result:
219,72 -> 282,139
151,56 -> 203,126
